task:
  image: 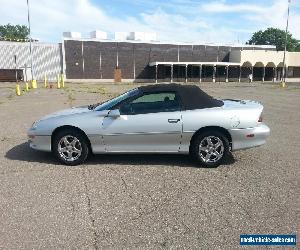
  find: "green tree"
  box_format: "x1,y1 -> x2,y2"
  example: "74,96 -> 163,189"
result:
247,27 -> 300,52
0,23 -> 29,41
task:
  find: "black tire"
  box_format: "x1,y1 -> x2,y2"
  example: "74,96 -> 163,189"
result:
53,129 -> 89,166
190,130 -> 230,168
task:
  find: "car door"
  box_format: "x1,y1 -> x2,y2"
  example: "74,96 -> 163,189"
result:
102,91 -> 182,152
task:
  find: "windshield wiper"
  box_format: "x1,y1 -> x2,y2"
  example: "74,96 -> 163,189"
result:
88,101 -> 105,110
88,103 -> 99,110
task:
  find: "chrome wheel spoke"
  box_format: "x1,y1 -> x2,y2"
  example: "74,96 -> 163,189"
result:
71,138 -> 79,147
63,137 -> 70,146
199,146 -> 208,152
207,137 -> 213,146
213,151 -> 220,157
73,147 -> 81,154
214,141 -> 222,149
205,152 -> 212,162
67,151 -> 73,159
60,147 -> 68,153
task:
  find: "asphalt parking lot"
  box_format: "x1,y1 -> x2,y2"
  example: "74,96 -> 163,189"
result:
0,81 -> 299,249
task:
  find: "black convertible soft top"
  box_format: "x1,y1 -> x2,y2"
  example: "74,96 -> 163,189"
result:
138,84 -> 223,110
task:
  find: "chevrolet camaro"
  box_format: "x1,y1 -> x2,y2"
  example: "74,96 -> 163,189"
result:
28,84 -> 270,167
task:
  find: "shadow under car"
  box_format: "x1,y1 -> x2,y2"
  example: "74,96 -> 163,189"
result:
5,142 -> 236,167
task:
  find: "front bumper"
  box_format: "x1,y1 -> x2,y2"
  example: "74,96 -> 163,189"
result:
28,129 -> 51,152
229,123 -> 270,151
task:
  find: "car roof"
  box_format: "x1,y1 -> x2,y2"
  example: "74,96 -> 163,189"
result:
138,83 -> 223,110
138,83 -> 191,93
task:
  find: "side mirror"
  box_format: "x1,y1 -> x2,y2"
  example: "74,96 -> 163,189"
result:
107,109 -> 120,118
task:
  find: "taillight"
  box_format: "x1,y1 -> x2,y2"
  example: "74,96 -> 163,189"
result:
258,114 -> 263,122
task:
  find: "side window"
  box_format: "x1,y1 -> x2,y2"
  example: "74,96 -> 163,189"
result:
120,92 -> 181,115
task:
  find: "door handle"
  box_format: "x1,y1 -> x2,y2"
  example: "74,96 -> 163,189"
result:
168,119 -> 180,123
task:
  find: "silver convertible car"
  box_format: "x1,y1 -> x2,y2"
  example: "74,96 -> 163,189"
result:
28,84 -> 270,167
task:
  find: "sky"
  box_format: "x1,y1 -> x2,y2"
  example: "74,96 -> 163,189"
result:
0,0 -> 299,44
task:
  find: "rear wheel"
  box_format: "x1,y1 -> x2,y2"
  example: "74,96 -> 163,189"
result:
53,129 -> 89,166
190,130 -> 229,168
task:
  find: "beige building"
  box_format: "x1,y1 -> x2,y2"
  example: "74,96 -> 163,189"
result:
230,50 -> 300,82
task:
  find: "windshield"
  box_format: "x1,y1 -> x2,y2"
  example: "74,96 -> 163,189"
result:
93,88 -> 140,111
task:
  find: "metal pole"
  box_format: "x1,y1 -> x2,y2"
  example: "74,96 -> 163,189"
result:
14,55 -> 18,83
212,65 -> 216,83
199,65 -> 202,83
282,0 -> 291,82
26,0 -> 34,80
155,65 -> 158,83
226,66 -> 229,82
25,64 -> 28,82
185,65 -> 187,83
171,64 -> 173,83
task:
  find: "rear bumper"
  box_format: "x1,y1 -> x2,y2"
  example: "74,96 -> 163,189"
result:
28,129 -> 51,152
229,123 -> 270,151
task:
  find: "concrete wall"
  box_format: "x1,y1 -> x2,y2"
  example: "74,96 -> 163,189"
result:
230,49 -> 300,67
287,52 -> 300,66
0,41 -> 63,80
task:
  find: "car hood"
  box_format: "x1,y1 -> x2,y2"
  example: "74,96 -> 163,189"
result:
39,106 -> 91,121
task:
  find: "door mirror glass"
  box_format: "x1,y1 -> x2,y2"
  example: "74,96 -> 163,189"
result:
107,109 -> 120,118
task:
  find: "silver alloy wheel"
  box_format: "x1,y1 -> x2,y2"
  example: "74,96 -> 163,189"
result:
58,135 -> 82,162
199,136 -> 224,163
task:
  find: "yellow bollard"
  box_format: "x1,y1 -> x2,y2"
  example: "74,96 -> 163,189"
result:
280,81 -> 286,88
44,74 -> 48,88
61,74 -> 65,88
31,79 -> 37,89
16,84 -> 21,96
57,74 -> 61,89
25,82 -> 29,91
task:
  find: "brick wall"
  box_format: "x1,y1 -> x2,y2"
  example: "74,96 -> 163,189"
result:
64,40 -> 83,79
118,43 -> 134,79
64,40 -> 276,80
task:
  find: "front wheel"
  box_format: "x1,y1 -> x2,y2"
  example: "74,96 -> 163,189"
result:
190,131 -> 229,168
53,129 -> 89,166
